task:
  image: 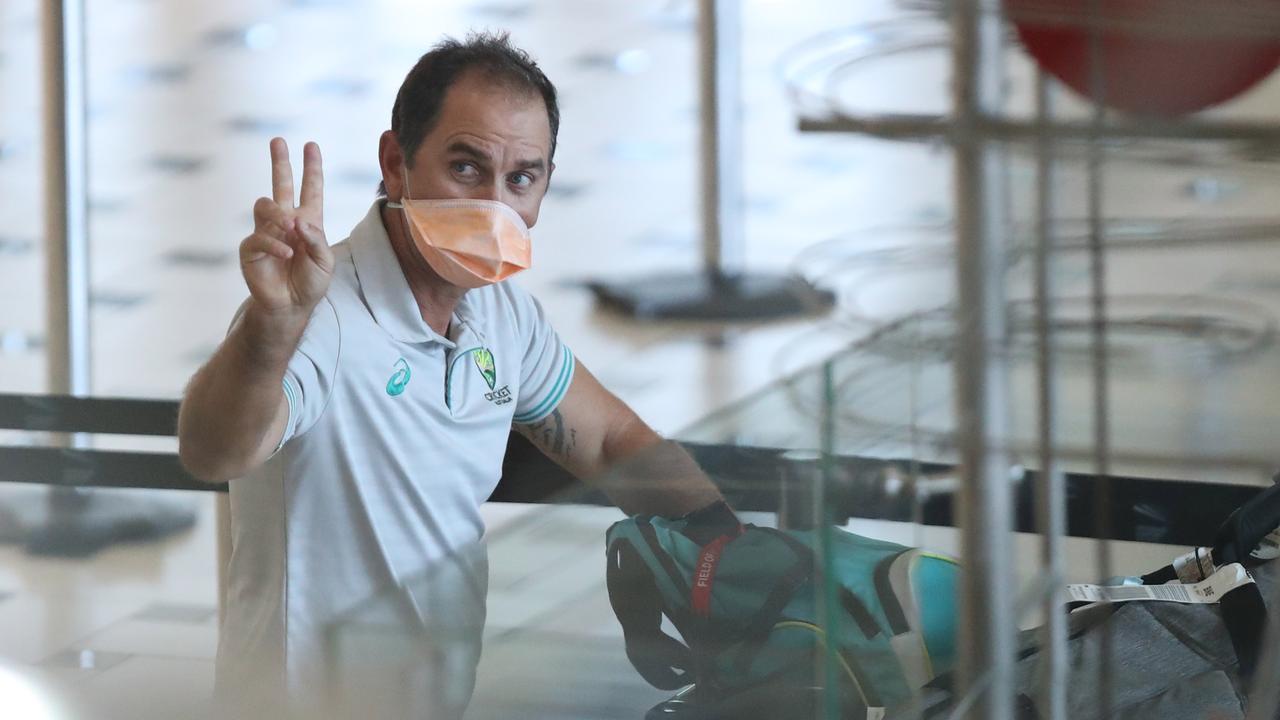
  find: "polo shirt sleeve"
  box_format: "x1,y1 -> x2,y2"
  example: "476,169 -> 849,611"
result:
227,298 -> 341,454
510,288 -> 575,424
277,299 -> 340,450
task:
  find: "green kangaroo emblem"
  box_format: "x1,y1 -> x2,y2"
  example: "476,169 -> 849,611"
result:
386,358 -> 411,396
473,348 -> 497,390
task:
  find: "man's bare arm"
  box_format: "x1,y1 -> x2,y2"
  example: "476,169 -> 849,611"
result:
178,303 -> 305,482
514,360 -> 724,517
178,138 -> 333,482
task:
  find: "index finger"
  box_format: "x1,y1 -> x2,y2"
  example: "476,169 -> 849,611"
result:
270,137 -> 295,207
299,141 -> 323,219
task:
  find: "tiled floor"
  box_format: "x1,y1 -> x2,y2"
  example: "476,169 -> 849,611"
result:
3,0 -> 1280,717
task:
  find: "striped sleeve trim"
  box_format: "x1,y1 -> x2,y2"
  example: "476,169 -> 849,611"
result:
513,346 -> 575,424
273,377 -> 299,454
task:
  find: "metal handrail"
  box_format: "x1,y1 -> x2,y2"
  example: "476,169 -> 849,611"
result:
0,393 -> 180,436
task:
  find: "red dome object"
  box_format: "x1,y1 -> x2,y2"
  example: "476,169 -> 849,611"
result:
1005,0 -> 1280,116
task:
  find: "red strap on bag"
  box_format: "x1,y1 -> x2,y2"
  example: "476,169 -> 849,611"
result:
691,532 -> 737,617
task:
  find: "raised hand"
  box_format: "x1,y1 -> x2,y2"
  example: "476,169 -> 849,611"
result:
239,138 -> 334,315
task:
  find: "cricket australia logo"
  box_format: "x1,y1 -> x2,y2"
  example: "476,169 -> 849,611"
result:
474,348 -> 512,406
473,348 -> 497,390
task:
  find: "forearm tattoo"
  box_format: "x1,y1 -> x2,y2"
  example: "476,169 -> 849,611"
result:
523,409 -> 577,462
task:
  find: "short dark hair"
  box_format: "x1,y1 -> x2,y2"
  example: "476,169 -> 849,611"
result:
379,32 -> 559,195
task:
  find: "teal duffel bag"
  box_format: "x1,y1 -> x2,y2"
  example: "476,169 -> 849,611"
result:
605,515 -> 959,718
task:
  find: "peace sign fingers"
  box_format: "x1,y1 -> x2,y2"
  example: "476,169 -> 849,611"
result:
243,138 -> 334,315
270,137 -> 295,208
298,141 -> 324,226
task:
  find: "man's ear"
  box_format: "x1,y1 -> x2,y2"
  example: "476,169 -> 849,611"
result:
378,130 -> 404,200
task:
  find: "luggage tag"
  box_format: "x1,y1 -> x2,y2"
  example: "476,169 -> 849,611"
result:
1171,546 -> 1216,583
1066,562 -> 1254,606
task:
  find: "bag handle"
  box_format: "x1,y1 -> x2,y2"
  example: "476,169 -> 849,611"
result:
607,538 -> 695,690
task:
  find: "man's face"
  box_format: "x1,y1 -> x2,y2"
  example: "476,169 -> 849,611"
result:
383,70 -> 554,229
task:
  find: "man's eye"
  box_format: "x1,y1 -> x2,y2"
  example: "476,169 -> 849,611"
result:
452,162 -> 477,176
509,173 -> 533,187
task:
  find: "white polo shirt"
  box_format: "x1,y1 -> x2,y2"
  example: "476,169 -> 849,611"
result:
215,200 -> 574,717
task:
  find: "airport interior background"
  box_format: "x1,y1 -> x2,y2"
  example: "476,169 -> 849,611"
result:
4,0 -> 1280,718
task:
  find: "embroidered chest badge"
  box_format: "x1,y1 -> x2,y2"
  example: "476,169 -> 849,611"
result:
473,348 -> 497,390
386,358 -> 411,396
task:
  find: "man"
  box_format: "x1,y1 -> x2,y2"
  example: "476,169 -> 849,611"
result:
177,33 -> 731,718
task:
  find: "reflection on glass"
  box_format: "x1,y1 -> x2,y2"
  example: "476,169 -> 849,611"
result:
0,664 -> 66,720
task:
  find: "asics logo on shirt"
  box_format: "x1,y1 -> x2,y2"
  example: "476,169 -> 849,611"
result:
386,358 -> 411,396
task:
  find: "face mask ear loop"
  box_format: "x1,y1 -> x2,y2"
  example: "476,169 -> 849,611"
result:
385,163 -> 414,210
387,166 -> 419,259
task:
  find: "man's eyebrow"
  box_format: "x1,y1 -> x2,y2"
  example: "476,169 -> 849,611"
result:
444,142 -> 545,173
445,141 -> 492,163
512,158 -> 546,173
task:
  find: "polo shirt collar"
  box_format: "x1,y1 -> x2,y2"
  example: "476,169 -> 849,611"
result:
349,200 -> 486,347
